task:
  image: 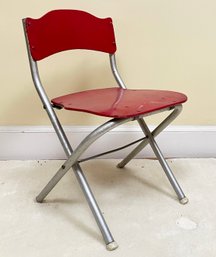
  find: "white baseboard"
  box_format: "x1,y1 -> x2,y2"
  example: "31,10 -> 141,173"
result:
0,125 -> 215,160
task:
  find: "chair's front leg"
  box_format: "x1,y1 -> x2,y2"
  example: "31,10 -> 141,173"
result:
72,163 -> 118,251
137,118 -> 188,205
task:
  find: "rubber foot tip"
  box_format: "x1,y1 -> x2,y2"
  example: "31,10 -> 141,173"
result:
106,241 -> 118,251
35,197 -> 43,203
179,197 -> 189,205
117,163 -> 124,169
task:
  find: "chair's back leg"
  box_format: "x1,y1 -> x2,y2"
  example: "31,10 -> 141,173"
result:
137,118 -> 188,204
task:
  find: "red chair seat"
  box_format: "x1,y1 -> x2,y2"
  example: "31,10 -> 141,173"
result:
52,88 -> 187,118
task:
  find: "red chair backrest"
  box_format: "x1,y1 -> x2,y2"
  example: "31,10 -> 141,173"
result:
24,9 -> 117,61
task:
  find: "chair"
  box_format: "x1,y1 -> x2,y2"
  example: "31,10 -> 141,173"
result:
22,9 -> 188,250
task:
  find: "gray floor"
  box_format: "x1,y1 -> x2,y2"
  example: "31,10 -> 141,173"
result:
0,159 -> 215,257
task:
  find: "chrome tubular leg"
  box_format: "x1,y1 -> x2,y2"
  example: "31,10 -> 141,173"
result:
36,165 -> 70,203
117,137 -> 149,168
73,163 -> 118,250
137,118 -> 188,204
117,105 -> 183,168
36,117 -> 133,250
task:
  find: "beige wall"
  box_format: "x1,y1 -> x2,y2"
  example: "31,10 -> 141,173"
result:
1,0 -> 216,126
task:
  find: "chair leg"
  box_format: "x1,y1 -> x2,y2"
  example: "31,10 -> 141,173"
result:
117,136 -> 149,168
36,162 -> 118,250
73,163 -> 118,250
36,116 -> 134,250
137,118 -> 188,204
36,165 -> 70,203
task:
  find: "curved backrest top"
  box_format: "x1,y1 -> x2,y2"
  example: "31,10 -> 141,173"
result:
24,9 -> 117,61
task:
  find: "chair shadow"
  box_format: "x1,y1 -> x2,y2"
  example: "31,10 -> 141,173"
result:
83,159 -> 175,200
119,167 -> 175,200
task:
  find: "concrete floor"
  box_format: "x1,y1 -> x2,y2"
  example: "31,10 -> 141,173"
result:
0,159 -> 215,257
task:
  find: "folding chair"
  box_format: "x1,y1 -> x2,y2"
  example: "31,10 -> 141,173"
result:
22,9 -> 188,250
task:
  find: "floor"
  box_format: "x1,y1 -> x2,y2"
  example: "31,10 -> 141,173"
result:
0,159 -> 215,257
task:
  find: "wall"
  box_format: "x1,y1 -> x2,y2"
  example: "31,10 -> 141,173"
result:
1,0 -> 216,126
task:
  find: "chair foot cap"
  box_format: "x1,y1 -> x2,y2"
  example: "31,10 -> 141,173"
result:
116,163 -> 124,168
35,196 -> 43,203
179,197 -> 189,205
106,241 -> 118,251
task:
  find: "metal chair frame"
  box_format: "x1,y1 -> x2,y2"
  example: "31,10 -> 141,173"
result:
22,11 -> 188,251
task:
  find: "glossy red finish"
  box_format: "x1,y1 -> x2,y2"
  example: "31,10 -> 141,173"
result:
51,88 -> 187,118
25,10 -> 116,61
